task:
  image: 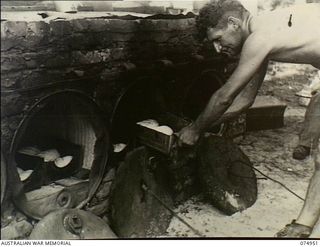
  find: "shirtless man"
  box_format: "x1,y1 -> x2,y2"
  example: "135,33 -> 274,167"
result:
177,0 -> 320,238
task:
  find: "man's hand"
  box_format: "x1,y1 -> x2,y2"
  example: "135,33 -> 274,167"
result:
177,124 -> 201,147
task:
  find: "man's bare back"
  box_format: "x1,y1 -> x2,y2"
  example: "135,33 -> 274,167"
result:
252,4 -> 320,68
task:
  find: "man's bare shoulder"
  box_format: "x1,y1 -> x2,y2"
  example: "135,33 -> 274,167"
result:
242,31 -> 275,58
253,3 -> 320,32
248,4 -> 320,66
250,4 -> 320,47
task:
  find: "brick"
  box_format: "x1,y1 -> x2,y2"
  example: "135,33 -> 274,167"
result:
26,21 -> 50,36
107,19 -> 137,33
1,38 -> 16,51
46,39 -> 70,52
167,19 -> 195,30
8,117 -> 20,131
0,77 -> 16,88
1,116 -> 20,152
110,48 -> 127,61
143,32 -> 172,43
99,49 -> 112,62
25,36 -> 50,51
135,20 -> 169,32
70,19 -> 90,32
1,54 -> 26,71
70,54 -> 85,66
2,21 -> 28,38
110,32 -> 135,43
122,42 -> 160,61
93,32 -> 113,48
1,50 -> 74,71
66,34 -> 101,50
71,51 -> 103,65
50,20 -> 72,37
25,22 -> 50,49
18,69 -> 68,88
45,53 -> 72,68
88,19 -> 109,33
1,94 -> 26,117
142,20 -> 173,31
0,16 -> 199,108
24,59 -> 38,69
21,50 -> 45,69
1,37 -> 36,52
1,23 -> 6,39
91,51 -> 105,63
135,19 -> 195,32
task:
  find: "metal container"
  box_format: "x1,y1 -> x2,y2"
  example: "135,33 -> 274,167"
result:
135,124 -> 175,155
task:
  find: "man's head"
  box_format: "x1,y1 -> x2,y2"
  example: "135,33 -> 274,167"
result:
196,0 -> 250,57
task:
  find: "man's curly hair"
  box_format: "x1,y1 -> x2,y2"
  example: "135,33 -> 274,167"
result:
196,0 -> 249,41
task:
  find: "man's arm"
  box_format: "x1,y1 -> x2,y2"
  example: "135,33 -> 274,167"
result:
178,34 -> 271,145
210,60 -> 268,127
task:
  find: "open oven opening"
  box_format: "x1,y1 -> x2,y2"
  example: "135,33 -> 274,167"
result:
111,71 -> 226,151
13,92 -> 108,193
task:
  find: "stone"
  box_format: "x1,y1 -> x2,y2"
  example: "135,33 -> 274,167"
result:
110,33 -> 135,43
0,153 -> 7,204
108,19 -> 136,33
197,134 -> 257,215
298,97 -> 310,107
71,51 -> 103,65
109,147 -> 173,238
1,94 -> 26,117
0,76 -> 17,88
1,54 -> 26,72
1,23 -> 6,38
2,21 -> 28,38
26,21 -> 50,37
70,19 -> 90,33
14,69 -> 68,89
167,19 -> 195,31
67,34 -> 99,50
110,48 -> 127,61
50,20 -> 72,37
45,53 -> 71,68
92,32 -> 113,48
25,22 -> 50,49
88,19 -> 109,33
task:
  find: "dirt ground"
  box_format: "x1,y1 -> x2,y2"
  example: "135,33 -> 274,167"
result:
165,63 -> 319,238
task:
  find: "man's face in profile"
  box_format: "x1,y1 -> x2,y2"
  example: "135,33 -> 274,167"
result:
207,19 -> 243,58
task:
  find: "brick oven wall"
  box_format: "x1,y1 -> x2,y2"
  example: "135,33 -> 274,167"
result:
1,13 -> 199,154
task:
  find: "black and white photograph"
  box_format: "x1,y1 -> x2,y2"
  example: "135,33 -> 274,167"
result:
1,0 -> 319,241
